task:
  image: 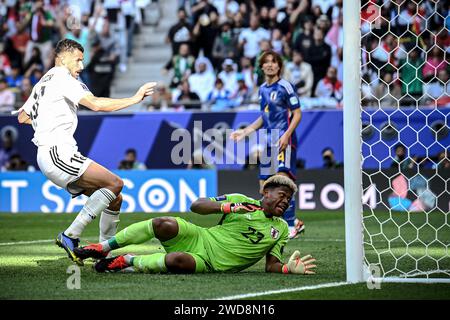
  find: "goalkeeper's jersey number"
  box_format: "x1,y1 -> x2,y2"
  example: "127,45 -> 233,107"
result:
241,227 -> 264,244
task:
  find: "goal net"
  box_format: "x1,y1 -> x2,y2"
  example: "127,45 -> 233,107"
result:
359,0 -> 449,282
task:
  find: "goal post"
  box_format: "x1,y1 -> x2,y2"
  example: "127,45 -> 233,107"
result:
344,0 -> 450,284
343,0 -> 364,284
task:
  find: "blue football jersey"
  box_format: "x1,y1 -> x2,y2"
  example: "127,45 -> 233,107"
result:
259,79 -> 300,148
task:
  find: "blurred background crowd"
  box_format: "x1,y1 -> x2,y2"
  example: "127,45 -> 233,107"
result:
0,0 -> 449,113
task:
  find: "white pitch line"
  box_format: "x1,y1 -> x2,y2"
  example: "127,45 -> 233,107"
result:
0,237 -> 98,247
213,281 -> 350,300
0,239 -> 54,246
300,238 -> 345,242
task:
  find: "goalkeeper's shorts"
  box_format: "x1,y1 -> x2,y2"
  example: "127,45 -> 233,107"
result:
160,217 -> 212,273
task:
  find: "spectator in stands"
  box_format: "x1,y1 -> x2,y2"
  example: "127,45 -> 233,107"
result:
391,143 -> 414,172
222,1 -> 240,20
103,0 -> 129,73
270,28 -> 284,55
434,150 -> 450,171
0,78 -> 15,113
314,66 -> 342,107
233,78 -> 251,107
174,79 -> 202,110
238,14 -> 271,63
87,39 -> 115,98
23,0 -> 55,71
283,50 -> 314,97
98,20 -> 120,69
231,10 -> 246,37
399,48 -> 424,103
188,56 -> 216,102
321,147 -> 342,169
218,58 -> 238,97
191,0 -> 219,26
212,20 -> 237,69
316,14 -> 331,36
26,63 -> 44,86
326,11 -> 343,66
312,0 -> 336,16
206,78 -> 233,111
121,0 -> 138,58
118,148 -> 147,170
10,24 -> 30,64
192,10 -> 220,63
370,33 -> 407,74
422,46 -> 446,82
148,84 -> 173,111
0,48 -> 12,76
23,46 -> 44,77
424,69 -> 449,101
293,15 -> 314,55
236,1 -> 251,24
3,153 -> 35,172
19,77 -> 32,102
302,26 -> 332,92
238,56 -> 256,95
0,128 -> 18,169
373,72 -> 402,108
163,43 -> 195,89
166,8 -> 194,57
361,73 -> 374,107
5,65 -> 23,88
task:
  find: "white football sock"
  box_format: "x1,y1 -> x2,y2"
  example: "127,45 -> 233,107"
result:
99,208 -> 120,242
64,188 -> 116,239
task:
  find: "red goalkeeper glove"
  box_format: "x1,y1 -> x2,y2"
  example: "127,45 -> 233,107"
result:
220,202 -> 262,214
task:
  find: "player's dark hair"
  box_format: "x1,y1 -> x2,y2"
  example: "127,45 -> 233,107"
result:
55,39 -> 84,57
258,50 -> 283,76
126,148 -> 137,155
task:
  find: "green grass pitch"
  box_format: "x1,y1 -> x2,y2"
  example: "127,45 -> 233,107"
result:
0,211 -> 449,300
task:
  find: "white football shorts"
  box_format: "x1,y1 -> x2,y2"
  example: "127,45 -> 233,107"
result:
37,144 -> 93,196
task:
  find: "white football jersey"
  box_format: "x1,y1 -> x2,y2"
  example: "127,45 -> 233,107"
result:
22,66 -> 91,147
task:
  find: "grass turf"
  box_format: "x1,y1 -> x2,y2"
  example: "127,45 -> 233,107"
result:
0,211 -> 448,300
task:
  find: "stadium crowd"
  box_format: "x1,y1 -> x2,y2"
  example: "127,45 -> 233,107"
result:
0,0 -> 152,113
159,0 -> 449,111
0,0 -> 449,113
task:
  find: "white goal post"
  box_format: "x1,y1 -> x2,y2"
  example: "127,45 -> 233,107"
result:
344,0 -> 450,284
343,0 -> 364,283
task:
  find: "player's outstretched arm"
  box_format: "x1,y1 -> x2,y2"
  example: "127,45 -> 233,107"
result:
229,116 -> 263,142
79,82 -> 157,112
190,198 -> 222,215
190,198 -> 261,215
265,251 -> 316,275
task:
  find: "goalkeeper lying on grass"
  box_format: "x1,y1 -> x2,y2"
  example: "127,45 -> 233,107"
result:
74,175 -> 316,275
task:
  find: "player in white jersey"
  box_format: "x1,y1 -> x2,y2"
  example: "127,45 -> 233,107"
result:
17,39 -> 156,265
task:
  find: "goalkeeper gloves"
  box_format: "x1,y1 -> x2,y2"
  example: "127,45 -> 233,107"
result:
282,250 -> 316,275
220,202 -> 262,214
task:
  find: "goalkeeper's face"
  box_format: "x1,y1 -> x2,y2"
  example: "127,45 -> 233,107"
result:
263,186 -> 293,217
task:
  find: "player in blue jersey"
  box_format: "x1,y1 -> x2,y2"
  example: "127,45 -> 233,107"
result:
230,50 -> 304,239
